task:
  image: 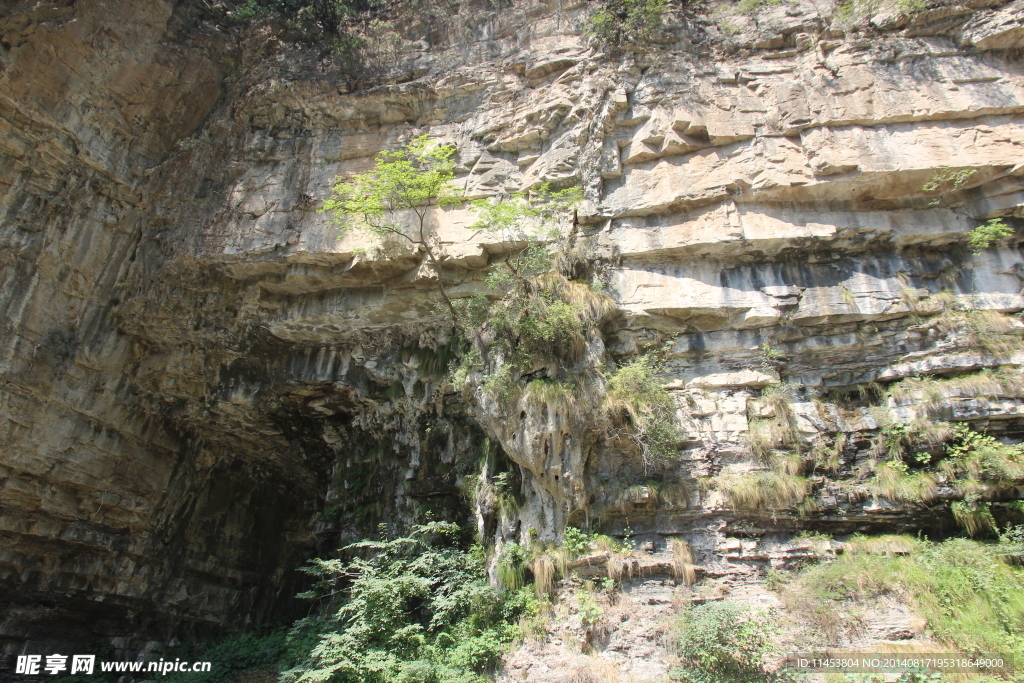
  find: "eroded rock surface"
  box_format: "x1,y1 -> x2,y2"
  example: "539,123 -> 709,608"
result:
2,0 -> 1023,672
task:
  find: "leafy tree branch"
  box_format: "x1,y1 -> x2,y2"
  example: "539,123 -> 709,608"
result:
323,135 -> 466,325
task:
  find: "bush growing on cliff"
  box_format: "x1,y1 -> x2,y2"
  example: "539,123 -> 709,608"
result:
606,353 -> 685,471
859,415 -> 1024,534
967,218 -> 1013,254
457,185 -> 616,402
672,602 -> 789,683
281,522 -> 533,683
233,0 -> 380,33
158,630 -> 291,683
590,0 -> 667,46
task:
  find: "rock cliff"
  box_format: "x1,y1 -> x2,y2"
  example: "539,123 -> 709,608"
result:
1,0 -> 1023,673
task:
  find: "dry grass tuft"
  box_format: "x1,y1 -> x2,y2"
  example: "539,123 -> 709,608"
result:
569,656 -> 622,683
809,432 -> 845,474
532,553 -> 556,596
525,378 -> 578,410
670,537 -> 697,585
887,368 -> 1024,416
713,471 -> 811,511
745,384 -> 803,460
870,463 -> 939,504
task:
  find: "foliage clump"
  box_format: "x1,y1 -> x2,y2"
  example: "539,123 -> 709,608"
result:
745,383 -> 802,461
923,168 -> 977,205
927,303 -> 1022,356
606,354 -> 684,470
776,533 -> 1024,657
737,0 -> 782,15
233,0 -> 380,34
673,602 -> 788,683
967,218 -> 1013,254
281,522 -> 535,683
455,185 -> 615,406
860,412 -> 1024,533
712,470 -> 811,512
324,135 -> 465,321
590,0 -> 667,46
834,0 -> 927,24
854,395 -> 1019,531
160,631 -> 292,683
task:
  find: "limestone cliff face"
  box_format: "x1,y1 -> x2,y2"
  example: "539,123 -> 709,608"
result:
1,0 -> 1023,667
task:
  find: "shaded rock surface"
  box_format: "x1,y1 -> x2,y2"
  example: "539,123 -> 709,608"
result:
1,0 -> 1024,674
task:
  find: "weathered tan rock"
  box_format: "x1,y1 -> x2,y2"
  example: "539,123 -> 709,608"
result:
2,0 -> 1024,671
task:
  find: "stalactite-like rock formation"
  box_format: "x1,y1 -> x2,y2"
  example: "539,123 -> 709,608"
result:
1,0 -> 1023,667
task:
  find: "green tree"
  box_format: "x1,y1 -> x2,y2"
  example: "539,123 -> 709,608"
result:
281,522 -> 532,683
323,135 -> 466,323
451,185 -> 614,398
606,353 -> 683,471
590,0 -> 667,46
967,218 -> 1013,254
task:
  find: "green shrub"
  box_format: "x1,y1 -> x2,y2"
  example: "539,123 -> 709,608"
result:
738,0 -> 782,14
782,535 -> 1024,657
951,495 -> 997,537
463,186 -> 605,368
233,0 -> 380,33
673,602 -> 788,683
607,354 -> 684,470
967,218 -> 1013,254
590,0 -> 667,46
281,522 -> 529,683
156,631 -> 289,682
859,418 -> 1024,528
576,592 -> 604,625
923,168 -> 977,195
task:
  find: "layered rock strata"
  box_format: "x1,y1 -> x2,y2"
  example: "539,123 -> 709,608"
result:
1,0 -> 1023,667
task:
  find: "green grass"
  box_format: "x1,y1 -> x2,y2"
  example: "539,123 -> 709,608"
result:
835,0 -> 927,22
777,534 -> 1024,657
738,0 -> 782,14
887,369 -> 1024,408
929,307 -> 1022,356
606,353 -> 684,470
870,460 -> 938,503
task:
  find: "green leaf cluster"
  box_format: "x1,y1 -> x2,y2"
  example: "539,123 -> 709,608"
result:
858,415 -> 1024,533
673,602 -> 788,683
455,185 -> 615,402
281,522 -> 533,683
233,0 -> 381,33
967,218 -> 1013,254
737,0 -> 782,15
607,354 -> 684,469
324,135 -> 462,240
590,0 -> 667,46
324,135 -> 465,321
158,630 -> 291,683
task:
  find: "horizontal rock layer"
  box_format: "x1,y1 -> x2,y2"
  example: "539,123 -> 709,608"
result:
1,0 -> 1023,668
